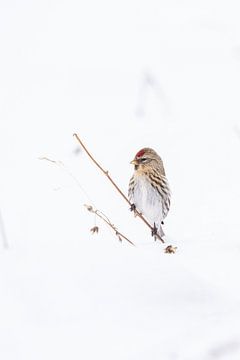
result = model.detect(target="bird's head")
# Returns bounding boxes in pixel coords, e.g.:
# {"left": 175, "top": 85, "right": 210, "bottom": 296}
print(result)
{"left": 130, "top": 148, "right": 164, "bottom": 173}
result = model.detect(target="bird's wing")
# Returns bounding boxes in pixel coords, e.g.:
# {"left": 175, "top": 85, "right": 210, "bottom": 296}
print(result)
{"left": 128, "top": 175, "right": 135, "bottom": 202}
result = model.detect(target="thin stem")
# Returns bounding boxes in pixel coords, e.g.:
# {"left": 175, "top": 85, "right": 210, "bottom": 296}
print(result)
{"left": 93, "top": 208, "right": 135, "bottom": 246}
{"left": 73, "top": 133, "right": 164, "bottom": 243}
{"left": 73, "top": 133, "right": 130, "bottom": 204}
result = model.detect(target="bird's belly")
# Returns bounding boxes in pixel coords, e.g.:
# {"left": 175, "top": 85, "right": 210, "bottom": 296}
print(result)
{"left": 133, "top": 177, "right": 163, "bottom": 224}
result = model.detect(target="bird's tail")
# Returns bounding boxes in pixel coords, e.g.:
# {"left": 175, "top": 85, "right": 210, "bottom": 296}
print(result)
{"left": 158, "top": 224, "right": 165, "bottom": 238}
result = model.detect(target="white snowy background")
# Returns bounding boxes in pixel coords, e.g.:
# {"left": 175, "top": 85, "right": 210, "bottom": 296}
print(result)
{"left": 1, "top": 0, "right": 240, "bottom": 359}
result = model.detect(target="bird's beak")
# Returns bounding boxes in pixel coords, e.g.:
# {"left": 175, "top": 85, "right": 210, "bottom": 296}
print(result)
{"left": 130, "top": 159, "right": 138, "bottom": 165}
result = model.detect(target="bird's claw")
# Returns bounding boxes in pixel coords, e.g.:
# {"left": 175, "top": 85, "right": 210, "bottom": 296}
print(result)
{"left": 130, "top": 203, "right": 140, "bottom": 217}
{"left": 130, "top": 203, "right": 136, "bottom": 212}
{"left": 151, "top": 223, "right": 158, "bottom": 239}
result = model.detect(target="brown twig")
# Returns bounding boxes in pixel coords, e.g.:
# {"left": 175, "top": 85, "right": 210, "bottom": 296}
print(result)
{"left": 73, "top": 133, "right": 164, "bottom": 243}
{"left": 84, "top": 204, "right": 135, "bottom": 246}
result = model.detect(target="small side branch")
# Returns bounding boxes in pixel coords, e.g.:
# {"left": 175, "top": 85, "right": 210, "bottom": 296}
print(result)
{"left": 73, "top": 133, "right": 164, "bottom": 243}
{"left": 84, "top": 204, "right": 135, "bottom": 246}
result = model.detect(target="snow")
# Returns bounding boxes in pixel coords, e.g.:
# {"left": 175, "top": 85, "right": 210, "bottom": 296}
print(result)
{"left": 1, "top": 0, "right": 240, "bottom": 359}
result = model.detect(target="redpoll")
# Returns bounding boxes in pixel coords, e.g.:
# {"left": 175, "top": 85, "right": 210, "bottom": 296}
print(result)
{"left": 128, "top": 148, "right": 171, "bottom": 240}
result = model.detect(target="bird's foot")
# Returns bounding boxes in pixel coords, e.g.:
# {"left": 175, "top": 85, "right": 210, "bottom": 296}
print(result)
{"left": 151, "top": 223, "right": 165, "bottom": 243}
{"left": 130, "top": 203, "right": 136, "bottom": 212}
{"left": 130, "top": 203, "right": 138, "bottom": 217}
{"left": 151, "top": 223, "right": 158, "bottom": 241}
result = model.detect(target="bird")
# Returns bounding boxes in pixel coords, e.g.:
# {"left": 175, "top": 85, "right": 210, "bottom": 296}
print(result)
{"left": 128, "top": 147, "right": 171, "bottom": 241}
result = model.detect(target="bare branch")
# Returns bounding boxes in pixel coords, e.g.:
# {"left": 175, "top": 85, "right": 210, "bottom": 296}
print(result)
{"left": 73, "top": 133, "right": 164, "bottom": 243}
{"left": 73, "top": 134, "right": 130, "bottom": 204}
{"left": 39, "top": 157, "right": 59, "bottom": 164}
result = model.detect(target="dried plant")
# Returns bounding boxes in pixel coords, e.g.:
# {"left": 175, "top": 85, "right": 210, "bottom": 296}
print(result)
{"left": 164, "top": 245, "right": 177, "bottom": 254}
{"left": 39, "top": 157, "right": 134, "bottom": 246}
{"left": 90, "top": 226, "right": 99, "bottom": 234}
{"left": 84, "top": 204, "right": 134, "bottom": 245}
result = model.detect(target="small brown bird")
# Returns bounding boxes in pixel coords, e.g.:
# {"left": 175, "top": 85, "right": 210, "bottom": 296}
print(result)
{"left": 128, "top": 148, "right": 171, "bottom": 240}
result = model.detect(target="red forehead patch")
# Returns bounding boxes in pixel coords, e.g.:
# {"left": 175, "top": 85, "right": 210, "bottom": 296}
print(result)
{"left": 136, "top": 149, "right": 145, "bottom": 158}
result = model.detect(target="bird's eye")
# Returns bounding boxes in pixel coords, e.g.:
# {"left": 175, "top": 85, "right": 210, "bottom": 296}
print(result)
{"left": 140, "top": 158, "right": 148, "bottom": 163}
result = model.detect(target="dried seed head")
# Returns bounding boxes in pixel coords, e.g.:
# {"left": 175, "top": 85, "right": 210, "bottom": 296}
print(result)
{"left": 164, "top": 245, "right": 177, "bottom": 254}
{"left": 90, "top": 226, "right": 99, "bottom": 234}
{"left": 84, "top": 204, "right": 94, "bottom": 212}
